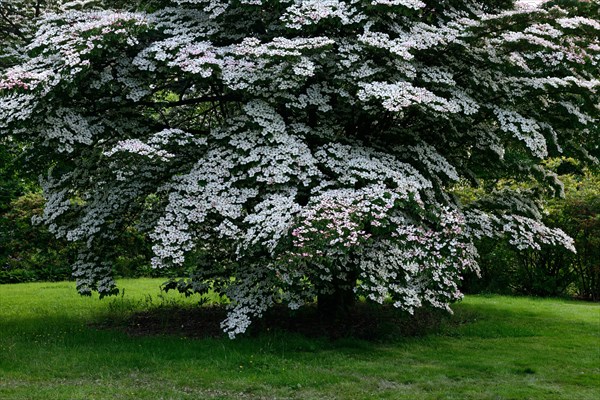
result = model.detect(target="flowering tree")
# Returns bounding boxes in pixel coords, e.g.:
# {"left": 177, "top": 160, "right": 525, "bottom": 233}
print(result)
{"left": 0, "top": 0, "right": 598, "bottom": 337}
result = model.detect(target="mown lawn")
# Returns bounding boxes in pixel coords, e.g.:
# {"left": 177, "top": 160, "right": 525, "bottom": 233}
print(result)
{"left": 0, "top": 278, "right": 598, "bottom": 399}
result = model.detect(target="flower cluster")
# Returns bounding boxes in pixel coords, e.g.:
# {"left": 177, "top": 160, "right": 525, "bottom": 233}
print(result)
{"left": 356, "top": 209, "right": 477, "bottom": 314}
{"left": 282, "top": 0, "right": 363, "bottom": 30}
{"left": 466, "top": 210, "right": 576, "bottom": 253}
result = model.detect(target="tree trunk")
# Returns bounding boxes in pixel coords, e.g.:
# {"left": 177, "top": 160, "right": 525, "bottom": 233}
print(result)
{"left": 317, "top": 272, "right": 357, "bottom": 320}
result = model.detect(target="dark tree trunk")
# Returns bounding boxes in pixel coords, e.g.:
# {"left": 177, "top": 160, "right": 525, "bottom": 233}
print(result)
{"left": 317, "top": 271, "right": 357, "bottom": 320}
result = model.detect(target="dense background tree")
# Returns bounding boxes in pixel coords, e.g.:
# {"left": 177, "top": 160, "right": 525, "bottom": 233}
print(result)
{"left": 0, "top": 0, "right": 597, "bottom": 337}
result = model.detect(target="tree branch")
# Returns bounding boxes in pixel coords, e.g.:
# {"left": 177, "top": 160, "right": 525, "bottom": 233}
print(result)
{"left": 137, "top": 94, "right": 240, "bottom": 108}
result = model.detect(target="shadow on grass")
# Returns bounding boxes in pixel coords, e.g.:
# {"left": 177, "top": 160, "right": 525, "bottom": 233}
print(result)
{"left": 91, "top": 301, "right": 459, "bottom": 343}
{"left": 90, "top": 294, "right": 600, "bottom": 343}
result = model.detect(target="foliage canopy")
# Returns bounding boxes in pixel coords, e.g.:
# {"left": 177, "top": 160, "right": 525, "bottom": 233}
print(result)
{"left": 0, "top": 0, "right": 598, "bottom": 336}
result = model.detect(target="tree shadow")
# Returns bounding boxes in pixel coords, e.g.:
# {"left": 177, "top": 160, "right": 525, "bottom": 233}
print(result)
{"left": 93, "top": 302, "right": 454, "bottom": 343}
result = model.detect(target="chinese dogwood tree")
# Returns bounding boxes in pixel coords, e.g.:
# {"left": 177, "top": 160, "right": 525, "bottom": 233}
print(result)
{"left": 0, "top": 0, "right": 598, "bottom": 337}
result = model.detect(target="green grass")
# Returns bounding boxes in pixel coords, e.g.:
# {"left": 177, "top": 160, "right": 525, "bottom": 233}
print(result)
{"left": 1, "top": 279, "right": 599, "bottom": 399}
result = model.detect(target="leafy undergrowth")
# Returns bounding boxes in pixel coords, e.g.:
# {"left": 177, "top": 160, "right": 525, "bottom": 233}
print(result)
{"left": 1, "top": 278, "right": 599, "bottom": 400}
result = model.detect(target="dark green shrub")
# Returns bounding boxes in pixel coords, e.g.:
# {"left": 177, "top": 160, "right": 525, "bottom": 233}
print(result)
{"left": 511, "top": 247, "right": 575, "bottom": 297}
{"left": 545, "top": 172, "right": 600, "bottom": 300}
{"left": 461, "top": 239, "right": 516, "bottom": 295}
{"left": 0, "top": 192, "right": 75, "bottom": 282}
{"left": 0, "top": 267, "right": 37, "bottom": 284}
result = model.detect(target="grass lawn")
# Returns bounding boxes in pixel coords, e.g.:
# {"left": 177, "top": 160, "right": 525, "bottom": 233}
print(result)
{"left": 0, "top": 278, "right": 598, "bottom": 399}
